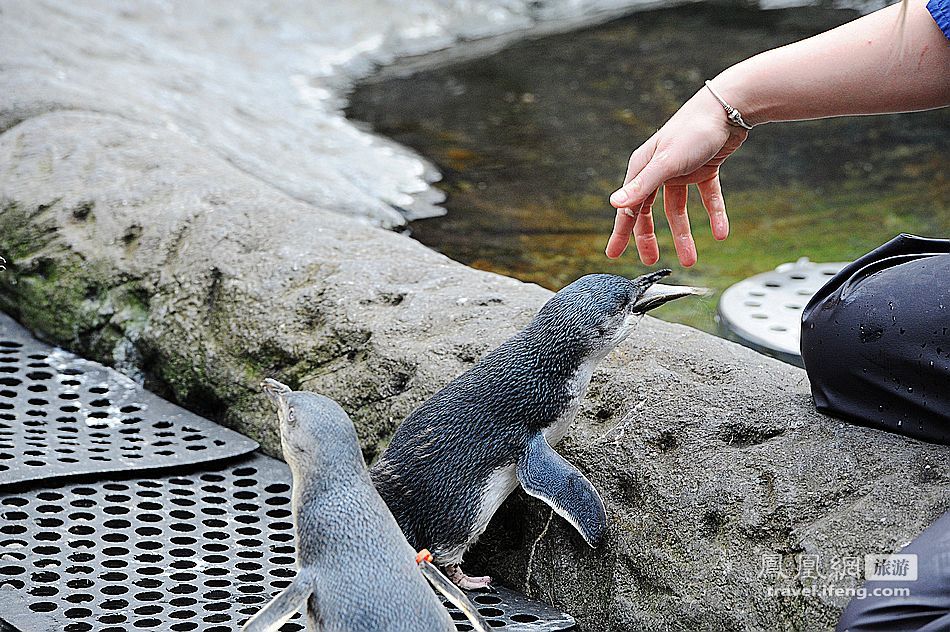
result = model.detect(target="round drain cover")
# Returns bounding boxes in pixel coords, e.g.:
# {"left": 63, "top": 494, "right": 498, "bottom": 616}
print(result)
{"left": 717, "top": 258, "right": 847, "bottom": 366}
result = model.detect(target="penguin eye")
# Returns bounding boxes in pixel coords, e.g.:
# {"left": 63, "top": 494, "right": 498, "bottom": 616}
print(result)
{"left": 287, "top": 408, "right": 297, "bottom": 424}
{"left": 595, "top": 326, "right": 607, "bottom": 337}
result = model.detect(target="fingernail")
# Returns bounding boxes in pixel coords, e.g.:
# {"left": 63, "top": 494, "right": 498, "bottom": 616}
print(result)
{"left": 612, "top": 179, "right": 642, "bottom": 206}
{"left": 621, "top": 207, "right": 638, "bottom": 219}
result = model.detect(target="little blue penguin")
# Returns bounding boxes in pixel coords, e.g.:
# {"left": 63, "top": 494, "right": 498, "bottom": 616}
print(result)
{"left": 242, "top": 379, "right": 456, "bottom": 632}
{"left": 370, "top": 270, "right": 705, "bottom": 589}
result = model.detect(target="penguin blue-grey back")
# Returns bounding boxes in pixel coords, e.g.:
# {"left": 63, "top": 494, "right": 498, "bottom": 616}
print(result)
{"left": 242, "top": 379, "right": 455, "bottom": 632}
{"left": 371, "top": 271, "right": 706, "bottom": 588}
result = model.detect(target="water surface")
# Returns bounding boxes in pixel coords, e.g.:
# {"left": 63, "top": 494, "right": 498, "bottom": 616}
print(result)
{"left": 347, "top": 4, "right": 949, "bottom": 333}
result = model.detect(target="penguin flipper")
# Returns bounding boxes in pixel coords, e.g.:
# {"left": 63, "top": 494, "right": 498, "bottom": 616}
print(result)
{"left": 242, "top": 570, "right": 315, "bottom": 632}
{"left": 516, "top": 432, "right": 607, "bottom": 547}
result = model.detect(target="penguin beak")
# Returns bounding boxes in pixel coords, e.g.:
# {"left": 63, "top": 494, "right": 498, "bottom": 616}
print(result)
{"left": 630, "top": 269, "right": 709, "bottom": 314}
{"left": 261, "top": 378, "right": 292, "bottom": 405}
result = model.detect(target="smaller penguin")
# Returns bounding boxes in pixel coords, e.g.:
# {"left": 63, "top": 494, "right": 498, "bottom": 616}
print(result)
{"left": 372, "top": 270, "right": 706, "bottom": 589}
{"left": 242, "top": 379, "right": 458, "bottom": 632}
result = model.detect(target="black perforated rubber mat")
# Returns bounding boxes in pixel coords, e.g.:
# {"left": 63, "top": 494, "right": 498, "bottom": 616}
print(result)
{"left": 0, "top": 453, "right": 575, "bottom": 632}
{"left": 0, "top": 314, "right": 258, "bottom": 487}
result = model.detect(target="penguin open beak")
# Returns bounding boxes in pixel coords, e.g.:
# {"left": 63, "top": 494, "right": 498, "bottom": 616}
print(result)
{"left": 630, "top": 269, "right": 709, "bottom": 314}
{"left": 261, "top": 378, "right": 292, "bottom": 405}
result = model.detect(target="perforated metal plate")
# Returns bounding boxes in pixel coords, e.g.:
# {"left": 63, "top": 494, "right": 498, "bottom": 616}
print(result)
{"left": 0, "top": 314, "right": 575, "bottom": 631}
{"left": 447, "top": 588, "right": 575, "bottom": 631}
{"left": 0, "top": 313, "right": 258, "bottom": 487}
{"left": 716, "top": 258, "right": 846, "bottom": 366}
{"left": 0, "top": 453, "right": 575, "bottom": 631}
{"left": 0, "top": 454, "right": 300, "bottom": 632}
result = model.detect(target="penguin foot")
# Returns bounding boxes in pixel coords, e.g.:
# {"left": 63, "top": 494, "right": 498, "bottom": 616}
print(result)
{"left": 445, "top": 565, "right": 493, "bottom": 591}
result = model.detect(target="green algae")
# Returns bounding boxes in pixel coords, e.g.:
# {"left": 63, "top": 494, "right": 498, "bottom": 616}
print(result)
{"left": 0, "top": 200, "right": 154, "bottom": 362}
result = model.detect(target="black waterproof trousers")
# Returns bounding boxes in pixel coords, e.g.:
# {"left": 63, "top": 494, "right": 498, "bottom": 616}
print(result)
{"left": 801, "top": 234, "right": 949, "bottom": 632}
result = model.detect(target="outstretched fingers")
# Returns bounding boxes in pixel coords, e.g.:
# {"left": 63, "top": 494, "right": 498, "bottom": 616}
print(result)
{"left": 663, "top": 184, "right": 696, "bottom": 267}
{"left": 633, "top": 189, "right": 659, "bottom": 265}
{"left": 697, "top": 175, "right": 729, "bottom": 241}
{"left": 609, "top": 178, "right": 726, "bottom": 266}
{"left": 605, "top": 189, "right": 659, "bottom": 261}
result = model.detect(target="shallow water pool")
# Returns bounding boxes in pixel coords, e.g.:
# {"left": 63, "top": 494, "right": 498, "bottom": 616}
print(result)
{"left": 347, "top": 4, "right": 949, "bottom": 334}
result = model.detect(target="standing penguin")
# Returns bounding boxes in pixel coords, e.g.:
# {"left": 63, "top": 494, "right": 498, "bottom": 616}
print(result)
{"left": 371, "top": 270, "right": 705, "bottom": 589}
{"left": 243, "top": 379, "right": 457, "bottom": 632}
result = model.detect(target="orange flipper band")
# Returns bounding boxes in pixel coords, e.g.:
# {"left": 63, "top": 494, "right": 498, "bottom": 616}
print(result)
{"left": 415, "top": 548, "right": 433, "bottom": 565}
{"left": 414, "top": 549, "right": 490, "bottom": 632}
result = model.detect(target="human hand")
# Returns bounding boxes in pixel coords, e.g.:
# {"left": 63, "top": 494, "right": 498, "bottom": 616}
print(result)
{"left": 606, "top": 85, "right": 748, "bottom": 267}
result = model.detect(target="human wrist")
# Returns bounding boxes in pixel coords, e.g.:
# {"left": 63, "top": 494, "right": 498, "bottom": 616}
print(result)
{"left": 709, "top": 65, "right": 770, "bottom": 127}
{"left": 688, "top": 83, "right": 738, "bottom": 132}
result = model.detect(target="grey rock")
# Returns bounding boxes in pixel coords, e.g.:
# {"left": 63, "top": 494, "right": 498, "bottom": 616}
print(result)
{"left": 0, "top": 0, "right": 682, "bottom": 227}
{"left": 2, "top": 110, "right": 948, "bottom": 632}
{"left": 1, "top": 2, "right": 947, "bottom": 631}
{"left": 0, "top": 109, "right": 543, "bottom": 458}
{"left": 471, "top": 336, "right": 950, "bottom": 630}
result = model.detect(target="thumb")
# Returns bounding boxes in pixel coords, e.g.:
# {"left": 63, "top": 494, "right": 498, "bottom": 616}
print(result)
{"left": 609, "top": 155, "right": 674, "bottom": 209}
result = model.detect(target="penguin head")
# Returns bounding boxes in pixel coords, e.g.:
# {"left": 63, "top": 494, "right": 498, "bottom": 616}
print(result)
{"left": 261, "top": 379, "right": 364, "bottom": 475}
{"left": 531, "top": 270, "right": 706, "bottom": 359}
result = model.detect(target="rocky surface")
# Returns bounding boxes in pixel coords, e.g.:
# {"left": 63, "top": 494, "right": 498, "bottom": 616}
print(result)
{"left": 472, "top": 339, "right": 950, "bottom": 630}
{"left": 0, "top": 0, "right": 677, "bottom": 228}
{"left": 1, "top": 2, "right": 948, "bottom": 631}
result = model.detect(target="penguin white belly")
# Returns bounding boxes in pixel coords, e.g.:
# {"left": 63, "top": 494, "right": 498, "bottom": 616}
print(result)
{"left": 462, "top": 356, "right": 602, "bottom": 559}
{"left": 460, "top": 464, "right": 519, "bottom": 562}
{"left": 540, "top": 312, "right": 641, "bottom": 447}
{"left": 543, "top": 355, "right": 599, "bottom": 446}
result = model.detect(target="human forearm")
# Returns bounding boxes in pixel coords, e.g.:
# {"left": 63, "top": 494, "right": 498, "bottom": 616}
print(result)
{"left": 606, "top": 0, "right": 949, "bottom": 266}
{"left": 713, "top": 0, "right": 950, "bottom": 125}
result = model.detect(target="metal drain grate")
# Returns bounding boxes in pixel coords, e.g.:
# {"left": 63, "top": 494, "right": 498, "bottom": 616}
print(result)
{"left": 442, "top": 588, "right": 575, "bottom": 631}
{"left": 717, "top": 258, "right": 846, "bottom": 366}
{"left": 0, "top": 453, "right": 301, "bottom": 632}
{"left": 0, "top": 313, "right": 258, "bottom": 487}
{"left": 0, "top": 313, "right": 575, "bottom": 631}
{"left": 0, "top": 452, "right": 575, "bottom": 632}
